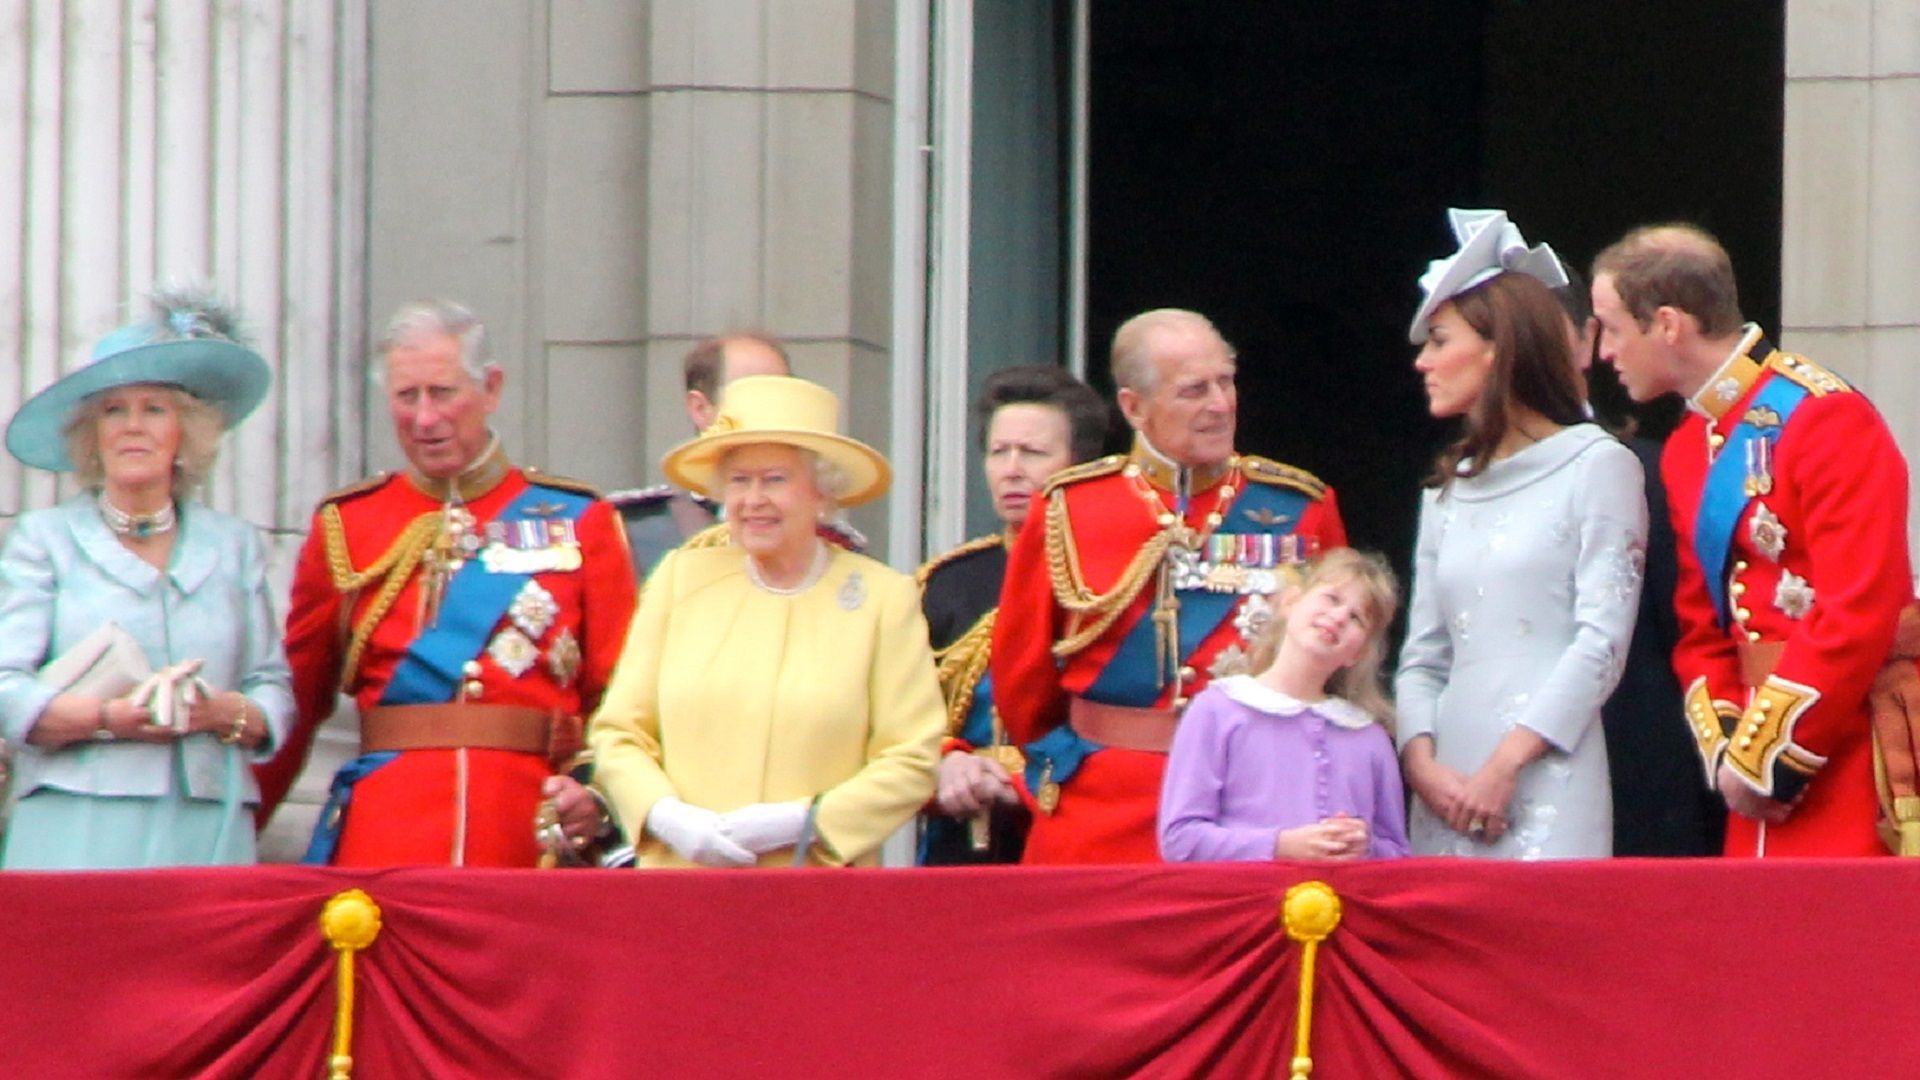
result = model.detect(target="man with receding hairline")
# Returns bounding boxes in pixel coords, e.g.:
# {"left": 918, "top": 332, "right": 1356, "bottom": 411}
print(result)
{"left": 607, "top": 333, "right": 791, "bottom": 579}
{"left": 1592, "top": 223, "right": 1910, "bottom": 857}
{"left": 992, "top": 308, "right": 1347, "bottom": 863}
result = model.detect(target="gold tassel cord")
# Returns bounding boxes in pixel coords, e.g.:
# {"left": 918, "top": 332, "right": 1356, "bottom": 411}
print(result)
{"left": 1044, "top": 490, "right": 1171, "bottom": 659}
{"left": 320, "top": 889, "right": 384, "bottom": 1080}
{"left": 323, "top": 508, "right": 442, "bottom": 688}
{"left": 1280, "top": 881, "right": 1343, "bottom": 1080}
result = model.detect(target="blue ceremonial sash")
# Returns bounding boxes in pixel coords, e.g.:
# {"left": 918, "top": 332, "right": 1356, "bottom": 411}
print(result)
{"left": 301, "top": 751, "right": 400, "bottom": 864}
{"left": 1692, "top": 376, "right": 1808, "bottom": 628}
{"left": 1082, "top": 482, "right": 1310, "bottom": 707}
{"left": 1024, "top": 725, "right": 1101, "bottom": 791}
{"left": 959, "top": 672, "right": 996, "bottom": 747}
{"left": 380, "top": 483, "right": 593, "bottom": 705}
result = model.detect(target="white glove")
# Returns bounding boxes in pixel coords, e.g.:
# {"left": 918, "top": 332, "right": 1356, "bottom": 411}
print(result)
{"left": 719, "top": 800, "right": 811, "bottom": 855}
{"left": 644, "top": 796, "right": 756, "bottom": 868}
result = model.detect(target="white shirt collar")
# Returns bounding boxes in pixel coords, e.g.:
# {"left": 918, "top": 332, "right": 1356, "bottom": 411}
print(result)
{"left": 1213, "top": 674, "right": 1376, "bottom": 730}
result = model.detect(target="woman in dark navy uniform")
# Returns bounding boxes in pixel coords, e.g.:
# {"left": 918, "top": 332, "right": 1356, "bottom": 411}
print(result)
{"left": 918, "top": 366, "right": 1108, "bottom": 864}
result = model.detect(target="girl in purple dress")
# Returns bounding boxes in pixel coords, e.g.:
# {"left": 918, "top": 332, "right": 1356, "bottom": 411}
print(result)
{"left": 1158, "top": 549, "right": 1409, "bottom": 862}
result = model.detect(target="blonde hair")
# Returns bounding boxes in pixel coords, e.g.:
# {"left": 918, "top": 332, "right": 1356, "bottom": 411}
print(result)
{"left": 61, "top": 384, "right": 225, "bottom": 495}
{"left": 1246, "top": 548, "right": 1400, "bottom": 726}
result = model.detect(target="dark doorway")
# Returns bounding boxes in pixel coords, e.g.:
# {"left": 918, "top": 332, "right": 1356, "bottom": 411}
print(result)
{"left": 1086, "top": 2, "right": 1784, "bottom": 579}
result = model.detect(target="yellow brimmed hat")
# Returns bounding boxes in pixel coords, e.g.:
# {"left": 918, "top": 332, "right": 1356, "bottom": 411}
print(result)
{"left": 662, "top": 375, "right": 891, "bottom": 506}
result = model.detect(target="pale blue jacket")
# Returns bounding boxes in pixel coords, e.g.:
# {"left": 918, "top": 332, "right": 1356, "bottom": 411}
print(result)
{"left": 0, "top": 495, "right": 294, "bottom": 804}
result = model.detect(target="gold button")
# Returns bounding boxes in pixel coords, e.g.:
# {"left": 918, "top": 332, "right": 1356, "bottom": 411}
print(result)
{"left": 1735, "top": 607, "right": 1752, "bottom": 621}
{"left": 1123, "top": 464, "right": 1141, "bottom": 478}
{"left": 462, "top": 660, "right": 483, "bottom": 677}
{"left": 1731, "top": 582, "right": 1747, "bottom": 596}
{"left": 1735, "top": 560, "right": 1749, "bottom": 572}
{"left": 464, "top": 680, "right": 484, "bottom": 698}
{"left": 1172, "top": 696, "right": 1189, "bottom": 710}
{"left": 1748, "top": 630, "right": 1762, "bottom": 641}
{"left": 1157, "top": 513, "right": 1176, "bottom": 527}
{"left": 1179, "top": 666, "right": 1197, "bottom": 681}
{"left": 1708, "top": 433, "right": 1727, "bottom": 448}
{"left": 1739, "top": 737, "right": 1753, "bottom": 749}
{"left": 1218, "top": 486, "right": 1237, "bottom": 501}
{"left": 1757, "top": 699, "right": 1772, "bottom": 713}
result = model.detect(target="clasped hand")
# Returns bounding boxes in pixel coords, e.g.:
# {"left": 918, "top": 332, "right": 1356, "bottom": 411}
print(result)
{"left": 1715, "top": 761, "right": 1797, "bottom": 824}
{"left": 646, "top": 796, "right": 811, "bottom": 868}
{"left": 934, "top": 750, "right": 1019, "bottom": 816}
{"left": 1275, "top": 815, "right": 1370, "bottom": 861}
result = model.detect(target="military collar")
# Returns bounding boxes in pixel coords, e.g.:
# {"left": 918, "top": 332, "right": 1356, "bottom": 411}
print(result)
{"left": 1124, "top": 435, "right": 1234, "bottom": 494}
{"left": 1685, "top": 324, "right": 1768, "bottom": 421}
{"left": 404, "top": 434, "right": 512, "bottom": 502}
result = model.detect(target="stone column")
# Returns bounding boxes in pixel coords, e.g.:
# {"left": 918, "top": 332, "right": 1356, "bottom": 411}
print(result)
{"left": 1782, "top": 0, "right": 1920, "bottom": 554}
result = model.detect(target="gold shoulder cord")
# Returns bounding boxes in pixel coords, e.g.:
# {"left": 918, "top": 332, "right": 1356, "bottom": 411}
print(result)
{"left": 1045, "top": 489, "right": 1171, "bottom": 659}
{"left": 933, "top": 611, "right": 996, "bottom": 735}
{"left": 322, "top": 503, "right": 443, "bottom": 689}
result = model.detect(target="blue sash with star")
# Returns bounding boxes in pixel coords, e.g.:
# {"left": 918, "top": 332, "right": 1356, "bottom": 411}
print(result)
{"left": 381, "top": 483, "right": 592, "bottom": 705}
{"left": 1693, "top": 375, "right": 1808, "bottom": 628}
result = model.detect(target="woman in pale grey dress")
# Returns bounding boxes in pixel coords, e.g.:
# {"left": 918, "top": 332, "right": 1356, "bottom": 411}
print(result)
{"left": 1395, "top": 210, "right": 1646, "bottom": 859}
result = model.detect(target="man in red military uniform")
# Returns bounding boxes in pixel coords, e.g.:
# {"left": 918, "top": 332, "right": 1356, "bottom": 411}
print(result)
{"left": 256, "top": 300, "right": 637, "bottom": 866}
{"left": 992, "top": 308, "right": 1347, "bottom": 863}
{"left": 1593, "top": 224, "right": 1910, "bottom": 857}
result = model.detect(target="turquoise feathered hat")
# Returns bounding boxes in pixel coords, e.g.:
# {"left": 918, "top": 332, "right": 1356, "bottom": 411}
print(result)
{"left": 5, "top": 288, "right": 271, "bottom": 473}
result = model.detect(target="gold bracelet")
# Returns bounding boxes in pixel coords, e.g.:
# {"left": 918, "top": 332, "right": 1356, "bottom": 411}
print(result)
{"left": 219, "top": 696, "right": 249, "bottom": 746}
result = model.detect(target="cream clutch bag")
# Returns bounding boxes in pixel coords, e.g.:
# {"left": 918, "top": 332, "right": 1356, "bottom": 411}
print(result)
{"left": 37, "top": 623, "right": 151, "bottom": 700}
{"left": 36, "top": 623, "right": 211, "bottom": 732}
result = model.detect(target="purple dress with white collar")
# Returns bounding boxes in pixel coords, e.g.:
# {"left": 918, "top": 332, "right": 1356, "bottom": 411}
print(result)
{"left": 1158, "top": 675, "right": 1409, "bottom": 862}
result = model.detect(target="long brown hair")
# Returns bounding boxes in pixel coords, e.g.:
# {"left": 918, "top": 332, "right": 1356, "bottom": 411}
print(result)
{"left": 1247, "top": 548, "right": 1401, "bottom": 727}
{"left": 1425, "top": 271, "right": 1588, "bottom": 489}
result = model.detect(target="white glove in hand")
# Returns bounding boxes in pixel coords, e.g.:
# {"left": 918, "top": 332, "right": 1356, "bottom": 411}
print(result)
{"left": 645, "top": 796, "right": 756, "bottom": 868}
{"left": 719, "top": 800, "right": 810, "bottom": 855}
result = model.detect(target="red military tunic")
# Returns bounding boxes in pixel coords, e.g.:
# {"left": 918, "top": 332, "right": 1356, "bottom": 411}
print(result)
{"left": 258, "top": 445, "right": 637, "bottom": 866}
{"left": 1664, "top": 328, "right": 1910, "bottom": 857}
{"left": 993, "top": 438, "right": 1347, "bottom": 863}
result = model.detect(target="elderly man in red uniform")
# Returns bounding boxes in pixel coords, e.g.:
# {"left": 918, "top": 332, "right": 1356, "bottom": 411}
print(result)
{"left": 992, "top": 308, "right": 1348, "bottom": 863}
{"left": 1593, "top": 225, "right": 1910, "bottom": 857}
{"left": 257, "top": 300, "right": 637, "bottom": 866}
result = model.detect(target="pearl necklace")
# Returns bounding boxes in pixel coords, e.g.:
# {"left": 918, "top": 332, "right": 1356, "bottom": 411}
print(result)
{"left": 99, "top": 495, "right": 177, "bottom": 539}
{"left": 745, "top": 541, "right": 830, "bottom": 596}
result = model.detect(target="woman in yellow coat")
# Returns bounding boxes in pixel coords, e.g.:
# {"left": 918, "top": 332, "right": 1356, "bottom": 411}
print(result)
{"left": 589, "top": 375, "right": 943, "bottom": 866}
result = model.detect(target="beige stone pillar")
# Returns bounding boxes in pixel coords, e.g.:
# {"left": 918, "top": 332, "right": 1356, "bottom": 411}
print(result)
{"left": 1782, "top": 0, "right": 1920, "bottom": 554}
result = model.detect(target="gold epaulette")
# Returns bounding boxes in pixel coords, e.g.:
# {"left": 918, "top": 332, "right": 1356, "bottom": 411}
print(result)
{"left": 1040, "top": 453, "right": 1126, "bottom": 497}
{"left": 915, "top": 534, "right": 1004, "bottom": 589}
{"left": 934, "top": 611, "right": 995, "bottom": 736}
{"left": 317, "top": 472, "right": 391, "bottom": 508}
{"left": 1766, "top": 351, "right": 1852, "bottom": 397}
{"left": 523, "top": 467, "right": 603, "bottom": 499}
{"left": 1237, "top": 455, "right": 1329, "bottom": 499}
{"left": 683, "top": 522, "right": 731, "bottom": 550}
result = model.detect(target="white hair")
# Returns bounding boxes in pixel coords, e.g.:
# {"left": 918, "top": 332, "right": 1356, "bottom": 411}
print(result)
{"left": 375, "top": 299, "right": 489, "bottom": 384}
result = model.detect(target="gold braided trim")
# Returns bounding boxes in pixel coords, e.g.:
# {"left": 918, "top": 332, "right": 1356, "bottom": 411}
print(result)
{"left": 322, "top": 505, "right": 443, "bottom": 689}
{"left": 934, "top": 611, "right": 995, "bottom": 736}
{"left": 915, "top": 533, "right": 1004, "bottom": 589}
{"left": 1766, "top": 350, "right": 1851, "bottom": 397}
{"left": 1045, "top": 488, "right": 1170, "bottom": 659}
{"left": 1238, "top": 454, "right": 1328, "bottom": 499}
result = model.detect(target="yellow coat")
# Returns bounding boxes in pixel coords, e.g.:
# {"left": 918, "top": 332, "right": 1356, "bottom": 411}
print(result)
{"left": 589, "top": 544, "right": 943, "bottom": 866}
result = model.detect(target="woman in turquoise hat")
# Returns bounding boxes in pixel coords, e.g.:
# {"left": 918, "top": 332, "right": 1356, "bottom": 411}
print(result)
{"left": 0, "top": 289, "right": 294, "bottom": 868}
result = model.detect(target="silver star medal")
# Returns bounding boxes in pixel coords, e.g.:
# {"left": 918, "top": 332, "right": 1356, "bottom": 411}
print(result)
{"left": 1773, "top": 570, "right": 1815, "bottom": 619}
{"left": 547, "top": 626, "right": 583, "bottom": 685}
{"left": 487, "top": 627, "right": 540, "bottom": 677}
{"left": 1748, "top": 503, "right": 1787, "bottom": 562}
{"left": 508, "top": 579, "right": 559, "bottom": 640}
